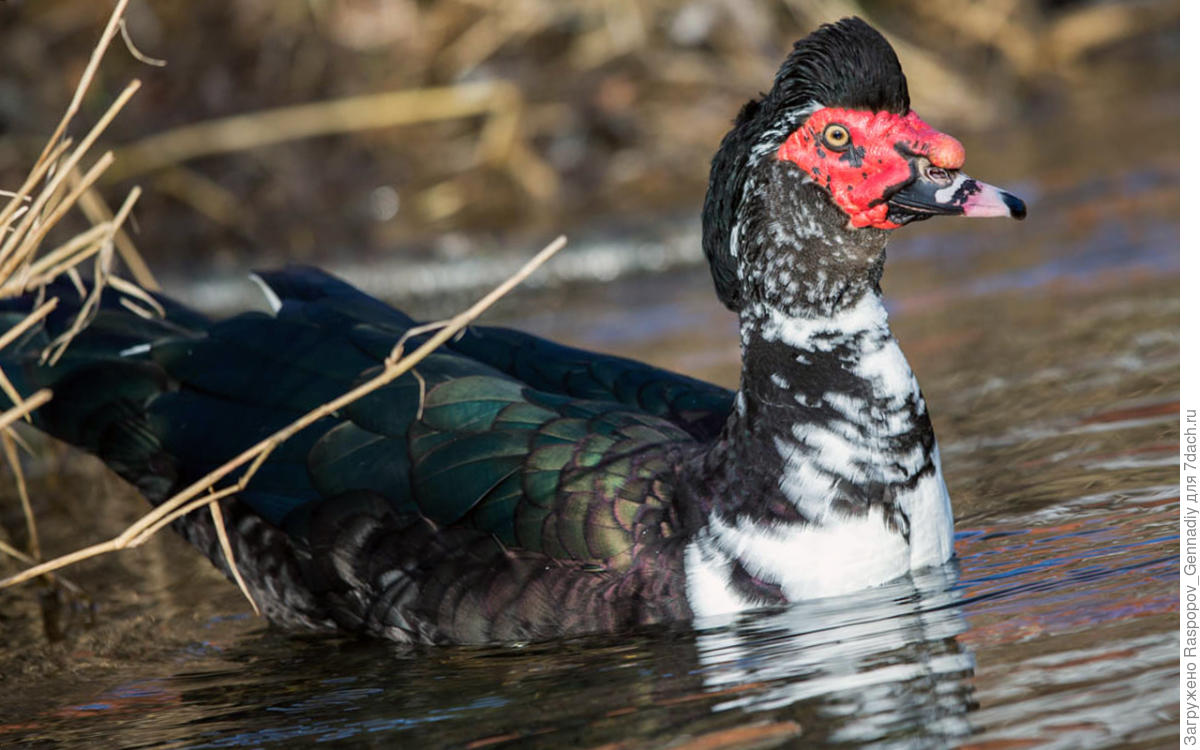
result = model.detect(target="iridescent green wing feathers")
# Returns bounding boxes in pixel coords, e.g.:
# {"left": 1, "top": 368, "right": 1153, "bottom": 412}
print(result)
{"left": 313, "top": 361, "right": 692, "bottom": 566}
{"left": 0, "top": 268, "right": 730, "bottom": 570}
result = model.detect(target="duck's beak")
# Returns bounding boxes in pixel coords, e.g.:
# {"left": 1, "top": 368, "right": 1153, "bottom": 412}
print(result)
{"left": 887, "top": 168, "right": 1026, "bottom": 224}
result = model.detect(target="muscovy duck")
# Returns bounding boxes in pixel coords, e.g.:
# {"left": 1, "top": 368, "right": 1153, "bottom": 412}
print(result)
{"left": 1, "top": 18, "right": 1023, "bottom": 644}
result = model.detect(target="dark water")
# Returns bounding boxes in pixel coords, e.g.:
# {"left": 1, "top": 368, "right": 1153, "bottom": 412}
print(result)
{"left": 0, "top": 60, "right": 1179, "bottom": 749}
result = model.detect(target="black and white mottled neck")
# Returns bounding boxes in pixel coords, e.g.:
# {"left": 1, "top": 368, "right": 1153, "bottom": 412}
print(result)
{"left": 683, "top": 161, "right": 954, "bottom": 617}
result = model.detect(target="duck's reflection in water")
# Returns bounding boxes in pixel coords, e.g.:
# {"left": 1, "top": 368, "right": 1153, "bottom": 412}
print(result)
{"left": 45, "top": 565, "right": 973, "bottom": 749}
{"left": 690, "top": 564, "right": 974, "bottom": 746}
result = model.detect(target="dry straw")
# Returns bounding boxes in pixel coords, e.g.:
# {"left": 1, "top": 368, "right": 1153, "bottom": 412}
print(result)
{"left": 0, "top": 0, "right": 149, "bottom": 595}
{"left": 0, "top": 1, "right": 568, "bottom": 615}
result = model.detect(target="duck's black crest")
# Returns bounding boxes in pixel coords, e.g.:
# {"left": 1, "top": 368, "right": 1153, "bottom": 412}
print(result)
{"left": 770, "top": 17, "right": 909, "bottom": 117}
{"left": 702, "top": 17, "right": 909, "bottom": 312}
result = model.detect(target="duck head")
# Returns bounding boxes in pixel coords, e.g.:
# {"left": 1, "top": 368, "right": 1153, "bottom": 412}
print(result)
{"left": 703, "top": 17, "right": 1025, "bottom": 313}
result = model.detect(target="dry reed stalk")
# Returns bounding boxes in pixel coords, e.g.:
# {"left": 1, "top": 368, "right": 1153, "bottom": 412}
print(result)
{"left": 0, "top": 151, "right": 117, "bottom": 282}
{"left": 0, "top": 390, "right": 52, "bottom": 432}
{"left": 0, "top": 235, "right": 568, "bottom": 595}
{"left": 6, "top": 225, "right": 108, "bottom": 294}
{"left": 107, "top": 275, "right": 165, "bottom": 317}
{"left": 0, "top": 0, "right": 156, "bottom": 592}
{"left": 44, "top": 186, "right": 142, "bottom": 365}
{"left": 0, "top": 80, "right": 141, "bottom": 273}
{"left": 118, "top": 17, "right": 168, "bottom": 67}
{"left": 105, "top": 81, "right": 558, "bottom": 200}
{"left": 0, "top": 299, "right": 58, "bottom": 421}
{"left": 1045, "top": 0, "right": 1177, "bottom": 69}
{"left": 0, "top": 540, "right": 83, "bottom": 595}
{"left": 208, "top": 495, "right": 260, "bottom": 616}
{"left": 3, "top": 429, "right": 36, "bottom": 559}
{"left": 0, "top": 139, "right": 74, "bottom": 234}
{"left": 148, "top": 166, "right": 245, "bottom": 230}
{"left": 72, "top": 171, "right": 160, "bottom": 291}
{"left": 29, "top": 0, "right": 132, "bottom": 170}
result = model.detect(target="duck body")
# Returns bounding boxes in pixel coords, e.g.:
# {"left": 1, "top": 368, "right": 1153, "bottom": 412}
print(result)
{"left": 1, "top": 18, "right": 1022, "bottom": 643}
{"left": 7, "top": 271, "right": 726, "bottom": 641}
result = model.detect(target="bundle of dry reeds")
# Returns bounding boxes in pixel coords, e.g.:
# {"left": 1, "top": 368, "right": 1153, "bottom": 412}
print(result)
{"left": 0, "top": 1, "right": 566, "bottom": 618}
{"left": 0, "top": 0, "right": 152, "bottom": 583}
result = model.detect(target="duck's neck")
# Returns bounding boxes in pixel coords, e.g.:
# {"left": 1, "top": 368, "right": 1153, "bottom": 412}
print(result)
{"left": 682, "top": 164, "right": 954, "bottom": 614}
{"left": 721, "top": 287, "right": 936, "bottom": 526}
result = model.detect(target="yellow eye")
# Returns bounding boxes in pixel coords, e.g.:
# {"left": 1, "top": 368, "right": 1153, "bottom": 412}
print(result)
{"left": 822, "top": 124, "right": 851, "bottom": 150}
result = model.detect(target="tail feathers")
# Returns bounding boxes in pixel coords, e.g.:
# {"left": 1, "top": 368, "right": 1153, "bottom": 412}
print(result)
{"left": 0, "top": 283, "right": 202, "bottom": 394}
{"left": 0, "top": 277, "right": 208, "bottom": 333}
{"left": 252, "top": 266, "right": 416, "bottom": 333}
{"left": 0, "top": 282, "right": 206, "bottom": 376}
{"left": 0, "top": 282, "right": 209, "bottom": 502}
{"left": 0, "top": 273, "right": 397, "bottom": 520}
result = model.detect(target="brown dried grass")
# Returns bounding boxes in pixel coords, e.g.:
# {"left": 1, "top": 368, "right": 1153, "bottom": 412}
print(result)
{"left": 0, "top": 1, "right": 568, "bottom": 617}
{"left": 0, "top": 0, "right": 148, "bottom": 595}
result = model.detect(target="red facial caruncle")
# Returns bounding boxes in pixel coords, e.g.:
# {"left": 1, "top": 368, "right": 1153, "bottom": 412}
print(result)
{"left": 777, "top": 108, "right": 966, "bottom": 229}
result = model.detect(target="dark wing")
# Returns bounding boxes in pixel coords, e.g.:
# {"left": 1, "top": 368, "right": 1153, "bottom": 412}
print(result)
{"left": 0, "top": 271, "right": 710, "bottom": 570}
{"left": 255, "top": 267, "right": 735, "bottom": 439}
{"left": 446, "top": 326, "right": 732, "bottom": 440}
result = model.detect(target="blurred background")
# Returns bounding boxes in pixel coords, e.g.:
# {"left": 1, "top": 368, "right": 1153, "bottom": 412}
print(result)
{"left": 0, "top": 0, "right": 1179, "bottom": 312}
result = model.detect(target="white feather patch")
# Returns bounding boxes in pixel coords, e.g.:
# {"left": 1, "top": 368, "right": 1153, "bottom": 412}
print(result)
{"left": 248, "top": 272, "right": 283, "bottom": 314}
{"left": 685, "top": 537, "right": 751, "bottom": 617}
{"left": 710, "top": 509, "right": 910, "bottom": 605}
